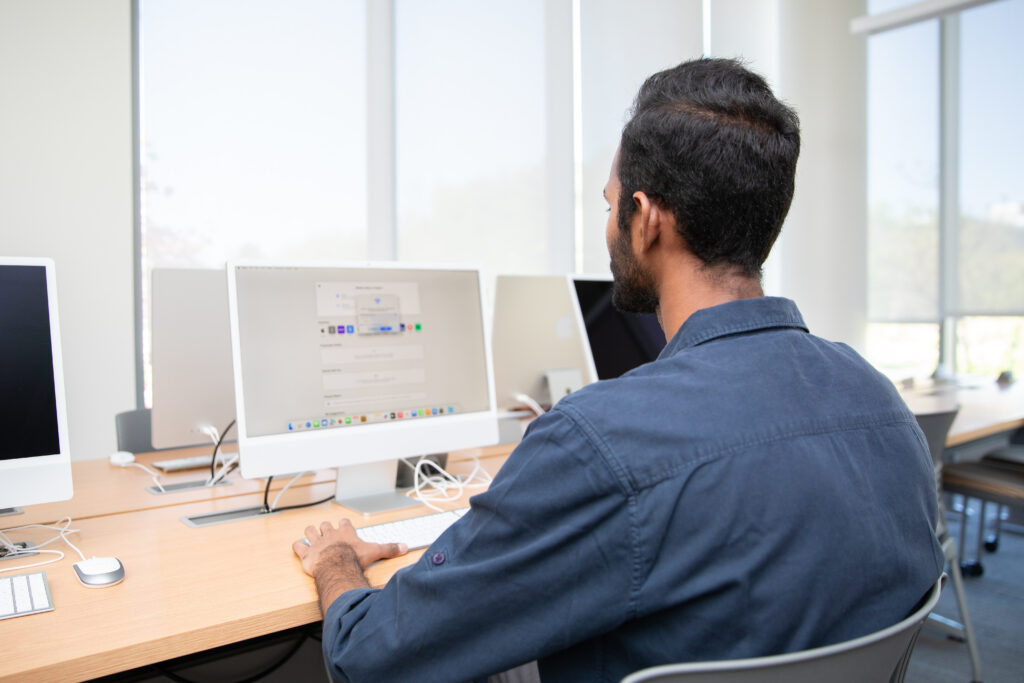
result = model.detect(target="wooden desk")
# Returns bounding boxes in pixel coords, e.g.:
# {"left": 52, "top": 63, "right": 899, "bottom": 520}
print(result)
{"left": 0, "top": 445, "right": 513, "bottom": 682}
{"left": 16, "top": 445, "right": 336, "bottom": 526}
{"left": 900, "top": 380, "right": 1024, "bottom": 448}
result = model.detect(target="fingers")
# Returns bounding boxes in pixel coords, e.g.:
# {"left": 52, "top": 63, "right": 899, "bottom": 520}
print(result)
{"left": 378, "top": 542, "right": 408, "bottom": 559}
{"left": 292, "top": 539, "right": 310, "bottom": 558}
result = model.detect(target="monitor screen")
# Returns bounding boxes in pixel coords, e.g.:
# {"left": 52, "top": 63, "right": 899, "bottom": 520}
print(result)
{"left": 571, "top": 276, "right": 666, "bottom": 380}
{"left": 151, "top": 268, "right": 236, "bottom": 449}
{"left": 0, "top": 258, "right": 73, "bottom": 510}
{"left": 228, "top": 263, "right": 498, "bottom": 508}
{"left": 491, "top": 275, "right": 597, "bottom": 411}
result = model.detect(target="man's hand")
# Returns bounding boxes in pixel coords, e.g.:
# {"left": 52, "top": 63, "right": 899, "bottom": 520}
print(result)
{"left": 292, "top": 520, "right": 409, "bottom": 615}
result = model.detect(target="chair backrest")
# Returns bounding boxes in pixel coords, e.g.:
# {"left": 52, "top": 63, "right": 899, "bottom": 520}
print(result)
{"left": 115, "top": 408, "right": 155, "bottom": 454}
{"left": 621, "top": 576, "right": 944, "bottom": 683}
{"left": 913, "top": 409, "right": 959, "bottom": 469}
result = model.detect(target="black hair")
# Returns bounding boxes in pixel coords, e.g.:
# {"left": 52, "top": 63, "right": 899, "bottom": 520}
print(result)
{"left": 617, "top": 58, "right": 800, "bottom": 279}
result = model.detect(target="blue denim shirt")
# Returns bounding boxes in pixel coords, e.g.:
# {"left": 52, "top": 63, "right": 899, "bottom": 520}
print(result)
{"left": 323, "top": 297, "right": 944, "bottom": 683}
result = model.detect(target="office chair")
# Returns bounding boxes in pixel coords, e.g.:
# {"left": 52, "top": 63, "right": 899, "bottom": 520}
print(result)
{"left": 620, "top": 576, "right": 944, "bottom": 683}
{"left": 114, "top": 407, "right": 156, "bottom": 454}
{"left": 914, "top": 409, "right": 983, "bottom": 683}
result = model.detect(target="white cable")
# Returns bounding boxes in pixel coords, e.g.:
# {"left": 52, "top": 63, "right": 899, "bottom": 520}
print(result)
{"left": 270, "top": 471, "right": 314, "bottom": 510}
{"left": 0, "top": 517, "right": 85, "bottom": 572}
{"left": 198, "top": 423, "right": 221, "bottom": 445}
{"left": 403, "top": 457, "right": 465, "bottom": 512}
{"left": 206, "top": 453, "right": 240, "bottom": 487}
{"left": 122, "top": 461, "right": 165, "bottom": 492}
{"left": 459, "top": 454, "right": 493, "bottom": 489}
{"left": 0, "top": 549, "right": 66, "bottom": 573}
{"left": 513, "top": 392, "right": 546, "bottom": 417}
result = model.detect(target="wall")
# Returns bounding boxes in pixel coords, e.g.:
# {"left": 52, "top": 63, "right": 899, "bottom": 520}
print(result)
{"left": 0, "top": 0, "right": 136, "bottom": 460}
{"left": 710, "top": 0, "right": 868, "bottom": 352}
{"left": 776, "top": 0, "right": 868, "bottom": 351}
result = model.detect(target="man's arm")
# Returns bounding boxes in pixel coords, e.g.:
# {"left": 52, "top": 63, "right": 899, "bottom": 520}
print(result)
{"left": 292, "top": 519, "right": 408, "bottom": 615}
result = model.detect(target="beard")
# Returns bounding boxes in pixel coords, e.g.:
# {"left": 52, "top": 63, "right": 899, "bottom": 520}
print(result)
{"left": 609, "top": 223, "right": 659, "bottom": 314}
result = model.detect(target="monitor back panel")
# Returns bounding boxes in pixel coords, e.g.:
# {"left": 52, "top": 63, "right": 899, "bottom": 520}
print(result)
{"left": 151, "top": 268, "right": 236, "bottom": 449}
{"left": 491, "top": 275, "right": 596, "bottom": 410}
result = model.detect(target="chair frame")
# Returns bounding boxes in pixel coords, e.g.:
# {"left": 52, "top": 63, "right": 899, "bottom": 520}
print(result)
{"left": 915, "top": 409, "right": 983, "bottom": 683}
{"left": 621, "top": 576, "right": 944, "bottom": 683}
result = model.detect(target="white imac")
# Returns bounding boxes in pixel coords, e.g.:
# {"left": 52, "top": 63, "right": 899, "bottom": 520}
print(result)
{"left": 150, "top": 268, "right": 236, "bottom": 449}
{"left": 0, "top": 257, "right": 73, "bottom": 517}
{"left": 570, "top": 275, "right": 666, "bottom": 380}
{"left": 227, "top": 262, "right": 499, "bottom": 514}
{"left": 491, "top": 274, "right": 597, "bottom": 412}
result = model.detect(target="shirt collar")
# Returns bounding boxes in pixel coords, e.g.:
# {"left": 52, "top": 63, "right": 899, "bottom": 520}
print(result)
{"left": 660, "top": 296, "right": 809, "bottom": 356}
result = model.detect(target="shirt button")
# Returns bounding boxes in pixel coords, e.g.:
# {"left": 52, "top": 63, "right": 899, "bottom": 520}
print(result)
{"left": 431, "top": 552, "right": 446, "bottom": 566}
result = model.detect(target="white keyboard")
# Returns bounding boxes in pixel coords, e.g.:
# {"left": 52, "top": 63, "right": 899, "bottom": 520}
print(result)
{"left": 0, "top": 571, "right": 54, "bottom": 620}
{"left": 356, "top": 507, "right": 469, "bottom": 550}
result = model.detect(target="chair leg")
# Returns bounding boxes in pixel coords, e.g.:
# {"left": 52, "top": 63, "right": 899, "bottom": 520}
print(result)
{"left": 976, "top": 501, "right": 988, "bottom": 558}
{"left": 927, "top": 538, "right": 984, "bottom": 682}
{"left": 958, "top": 497, "right": 985, "bottom": 577}
{"left": 983, "top": 505, "right": 1003, "bottom": 552}
{"left": 947, "top": 554, "right": 984, "bottom": 683}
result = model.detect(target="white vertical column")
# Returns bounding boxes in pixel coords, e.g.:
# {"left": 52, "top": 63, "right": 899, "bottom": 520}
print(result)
{"left": 545, "top": 0, "right": 577, "bottom": 274}
{"left": 938, "top": 14, "right": 960, "bottom": 371}
{"left": 366, "top": 0, "right": 397, "bottom": 261}
{"left": 775, "top": 0, "right": 869, "bottom": 351}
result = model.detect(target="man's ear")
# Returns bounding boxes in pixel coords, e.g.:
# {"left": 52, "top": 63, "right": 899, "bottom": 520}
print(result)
{"left": 632, "top": 191, "right": 664, "bottom": 253}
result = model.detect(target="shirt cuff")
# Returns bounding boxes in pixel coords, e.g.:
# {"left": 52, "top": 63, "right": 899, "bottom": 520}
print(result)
{"left": 322, "top": 587, "right": 380, "bottom": 675}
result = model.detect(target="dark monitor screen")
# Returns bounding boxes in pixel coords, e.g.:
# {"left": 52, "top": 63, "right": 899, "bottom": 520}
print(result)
{"left": 572, "top": 277, "right": 666, "bottom": 380}
{"left": 0, "top": 264, "right": 60, "bottom": 460}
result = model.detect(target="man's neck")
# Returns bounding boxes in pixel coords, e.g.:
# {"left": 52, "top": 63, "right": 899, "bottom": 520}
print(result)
{"left": 655, "top": 260, "right": 764, "bottom": 342}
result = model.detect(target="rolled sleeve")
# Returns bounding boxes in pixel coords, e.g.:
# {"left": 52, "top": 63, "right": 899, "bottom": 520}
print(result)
{"left": 319, "top": 408, "right": 634, "bottom": 683}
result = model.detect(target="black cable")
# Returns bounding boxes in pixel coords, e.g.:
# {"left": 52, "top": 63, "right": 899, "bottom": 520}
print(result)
{"left": 262, "top": 476, "right": 274, "bottom": 513}
{"left": 271, "top": 493, "right": 335, "bottom": 513}
{"left": 152, "top": 634, "right": 307, "bottom": 683}
{"left": 261, "top": 472, "right": 334, "bottom": 513}
{"left": 210, "top": 419, "right": 237, "bottom": 479}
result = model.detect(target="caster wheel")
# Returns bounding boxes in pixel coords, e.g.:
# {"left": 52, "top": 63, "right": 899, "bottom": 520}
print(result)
{"left": 960, "top": 561, "right": 984, "bottom": 577}
{"left": 984, "top": 537, "right": 999, "bottom": 553}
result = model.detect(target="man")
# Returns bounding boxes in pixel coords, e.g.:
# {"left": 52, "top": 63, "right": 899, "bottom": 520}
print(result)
{"left": 293, "top": 58, "right": 944, "bottom": 682}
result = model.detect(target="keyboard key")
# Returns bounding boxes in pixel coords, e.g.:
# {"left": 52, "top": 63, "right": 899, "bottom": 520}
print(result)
{"left": 12, "top": 575, "right": 30, "bottom": 612}
{"left": 0, "top": 578, "right": 13, "bottom": 615}
{"left": 0, "top": 571, "right": 55, "bottom": 620}
{"left": 28, "top": 572, "right": 49, "bottom": 609}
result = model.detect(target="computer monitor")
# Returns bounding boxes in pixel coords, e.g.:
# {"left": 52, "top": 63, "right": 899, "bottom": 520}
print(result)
{"left": 0, "top": 257, "right": 73, "bottom": 514}
{"left": 150, "top": 268, "right": 236, "bottom": 449}
{"left": 491, "top": 274, "right": 597, "bottom": 411}
{"left": 570, "top": 275, "right": 666, "bottom": 379}
{"left": 227, "top": 263, "right": 499, "bottom": 514}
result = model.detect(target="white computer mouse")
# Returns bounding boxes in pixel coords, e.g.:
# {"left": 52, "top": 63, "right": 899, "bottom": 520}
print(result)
{"left": 73, "top": 556, "right": 126, "bottom": 588}
{"left": 109, "top": 451, "right": 135, "bottom": 466}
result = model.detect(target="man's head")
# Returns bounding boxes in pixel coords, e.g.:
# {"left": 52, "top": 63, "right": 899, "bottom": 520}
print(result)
{"left": 607, "top": 58, "right": 800, "bottom": 313}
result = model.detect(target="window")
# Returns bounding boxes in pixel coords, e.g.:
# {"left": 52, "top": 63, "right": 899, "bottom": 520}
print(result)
{"left": 866, "top": 19, "right": 939, "bottom": 379}
{"left": 865, "top": 0, "right": 1024, "bottom": 381}
{"left": 137, "top": 0, "right": 367, "bottom": 405}
{"left": 393, "top": 0, "right": 549, "bottom": 276}
{"left": 133, "top": 1, "right": 720, "bottom": 405}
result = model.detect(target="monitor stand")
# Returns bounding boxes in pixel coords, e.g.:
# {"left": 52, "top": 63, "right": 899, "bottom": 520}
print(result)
{"left": 0, "top": 507, "right": 23, "bottom": 518}
{"left": 335, "top": 460, "right": 422, "bottom": 515}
